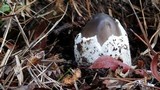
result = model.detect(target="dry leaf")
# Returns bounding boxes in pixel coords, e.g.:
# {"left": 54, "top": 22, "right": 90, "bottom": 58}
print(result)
{"left": 151, "top": 53, "right": 160, "bottom": 82}
{"left": 62, "top": 68, "right": 81, "bottom": 85}
{"left": 27, "top": 56, "right": 41, "bottom": 67}
{"left": 62, "top": 75, "right": 74, "bottom": 85}
{"left": 90, "top": 56, "right": 132, "bottom": 73}
{"left": 14, "top": 55, "right": 24, "bottom": 85}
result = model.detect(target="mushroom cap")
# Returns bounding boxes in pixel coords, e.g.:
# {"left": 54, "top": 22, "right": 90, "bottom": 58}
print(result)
{"left": 74, "top": 13, "right": 132, "bottom": 66}
{"left": 82, "top": 13, "right": 122, "bottom": 45}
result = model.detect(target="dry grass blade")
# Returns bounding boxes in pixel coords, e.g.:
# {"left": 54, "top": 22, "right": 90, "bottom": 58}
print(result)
{"left": 0, "top": 38, "right": 14, "bottom": 49}
{"left": 7, "top": 2, "right": 30, "bottom": 47}
{"left": 141, "top": 34, "right": 158, "bottom": 55}
{"left": 0, "top": 83, "right": 5, "bottom": 90}
{"left": 70, "top": 0, "right": 82, "bottom": 17}
{"left": 151, "top": 0, "right": 160, "bottom": 12}
{"left": 5, "top": 71, "right": 15, "bottom": 90}
{"left": 0, "top": 49, "right": 12, "bottom": 77}
{"left": 139, "top": 0, "right": 148, "bottom": 36}
{"left": 34, "top": 1, "right": 55, "bottom": 19}
{"left": 3, "top": 68, "right": 14, "bottom": 86}
{"left": 0, "top": 18, "right": 12, "bottom": 53}
{"left": 27, "top": 62, "right": 61, "bottom": 88}
{"left": 26, "top": 52, "right": 61, "bottom": 88}
{"left": 27, "top": 1, "right": 55, "bottom": 24}
{"left": 14, "top": 15, "right": 30, "bottom": 47}
{"left": 27, "top": 68, "right": 44, "bottom": 87}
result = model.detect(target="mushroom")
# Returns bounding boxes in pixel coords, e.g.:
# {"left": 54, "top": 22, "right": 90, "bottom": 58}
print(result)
{"left": 74, "top": 13, "right": 132, "bottom": 66}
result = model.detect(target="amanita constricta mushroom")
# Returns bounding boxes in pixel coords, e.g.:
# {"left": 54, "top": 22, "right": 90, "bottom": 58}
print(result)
{"left": 74, "top": 13, "right": 132, "bottom": 66}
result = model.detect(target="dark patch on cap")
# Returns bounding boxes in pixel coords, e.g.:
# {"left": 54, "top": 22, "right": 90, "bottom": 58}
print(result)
{"left": 81, "top": 57, "right": 88, "bottom": 63}
{"left": 77, "top": 42, "right": 82, "bottom": 53}
{"left": 117, "top": 58, "right": 123, "bottom": 62}
{"left": 113, "top": 47, "right": 117, "bottom": 51}
{"left": 119, "top": 48, "right": 121, "bottom": 53}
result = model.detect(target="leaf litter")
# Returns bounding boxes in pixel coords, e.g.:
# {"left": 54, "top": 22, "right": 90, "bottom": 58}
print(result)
{"left": 0, "top": 0, "right": 160, "bottom": 89}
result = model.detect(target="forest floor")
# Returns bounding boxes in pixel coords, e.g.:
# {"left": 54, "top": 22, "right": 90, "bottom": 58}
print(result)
{"left": 0, "top": 0, "right": 160, "bottom": 90}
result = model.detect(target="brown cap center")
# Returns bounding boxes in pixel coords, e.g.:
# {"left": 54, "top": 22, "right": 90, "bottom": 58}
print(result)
{"left": 81, "top": 13, "right": 122, "bottom": 45}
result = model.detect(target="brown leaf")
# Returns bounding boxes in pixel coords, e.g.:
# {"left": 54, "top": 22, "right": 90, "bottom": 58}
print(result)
{"left": 62, "top": 75, "right": 74, "bottom": 85}
{"left": 62, "top": 68, "right": 81, "bottom": 86}
{"left": 151, "top": 53, "right": 160, "bottom": 82}
{"left": 27, "top": 56, "right": 40, "bottom": 67}
{"left": 27, "top": 51, "right": 44, "bottom": 67}
{"left": 89, "top": 56, "right": 132, "bottom": 73}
